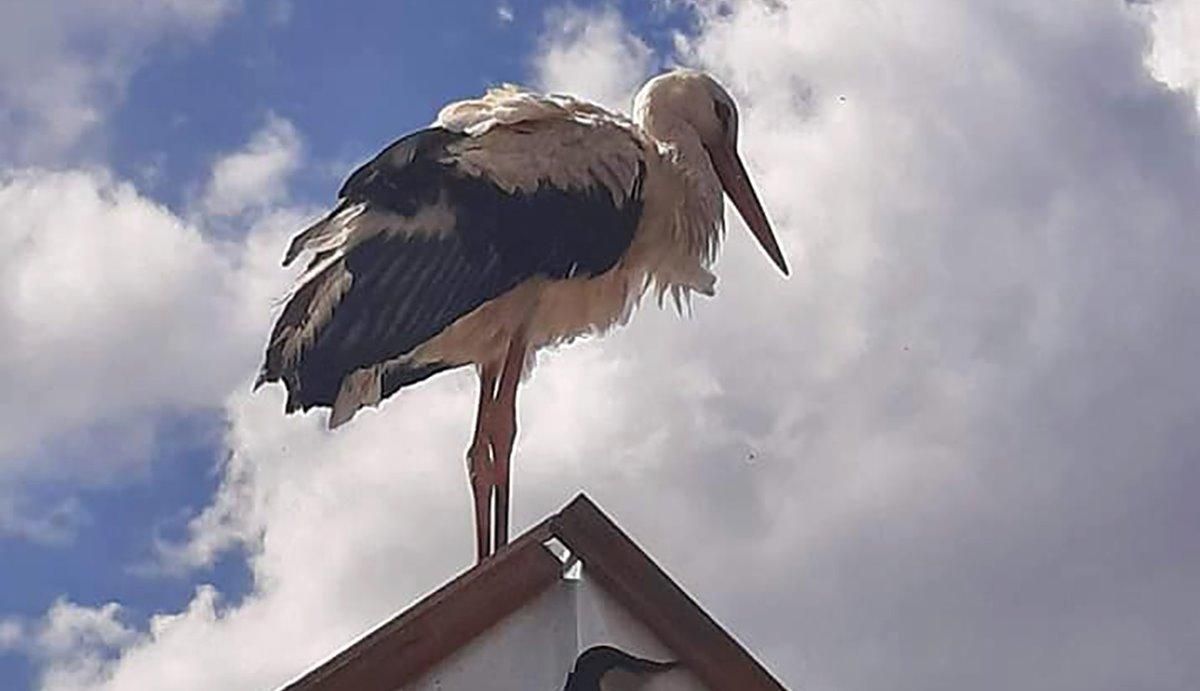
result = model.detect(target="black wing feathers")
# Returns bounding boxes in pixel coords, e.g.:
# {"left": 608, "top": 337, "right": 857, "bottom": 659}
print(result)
{"left": 338, "top": 127, "right": 461, "bottom": 210}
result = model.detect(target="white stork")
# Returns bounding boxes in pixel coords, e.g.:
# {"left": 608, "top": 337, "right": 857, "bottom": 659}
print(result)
{"left": 257, "top": 69, "right": 787, "bottom": 562}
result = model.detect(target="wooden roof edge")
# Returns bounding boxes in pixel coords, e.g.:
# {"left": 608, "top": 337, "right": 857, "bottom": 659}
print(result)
{"left": 549, "top": 494, "right": 788, "bottom": 691}
{"left": 280, "top": 516, "right": 561, "bottom": 690}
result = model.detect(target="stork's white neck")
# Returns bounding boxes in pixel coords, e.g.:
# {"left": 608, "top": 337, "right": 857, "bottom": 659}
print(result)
{"left": 627, "top": 103, "right": 725, "bottom": 303}
{"left": 634, "top": 79, "right": 724, "bottom": 207}
{"left": 623, "top": 69, "right": 748, "bottom": 300}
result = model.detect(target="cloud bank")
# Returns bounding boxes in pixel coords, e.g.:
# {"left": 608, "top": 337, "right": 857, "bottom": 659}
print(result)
{"left": 0, "top": 114, "right": 304, "bottom": 540}
{"left": 532, "top": 5, "right": 656, "bottom": 109}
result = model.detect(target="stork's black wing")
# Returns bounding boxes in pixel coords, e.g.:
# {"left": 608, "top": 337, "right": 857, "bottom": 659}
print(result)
{"left": 258, "top": 123, "right": 645, "bottom": 421}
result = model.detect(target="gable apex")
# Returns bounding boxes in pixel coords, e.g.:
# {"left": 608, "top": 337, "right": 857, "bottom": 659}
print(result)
{"left": 282, "top": 493, "right": 786, "bottom": 690}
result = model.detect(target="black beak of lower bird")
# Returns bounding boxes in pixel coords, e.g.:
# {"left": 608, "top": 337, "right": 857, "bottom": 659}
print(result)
{"left": 563, "top": 646, "right": 677, "bottom": 691}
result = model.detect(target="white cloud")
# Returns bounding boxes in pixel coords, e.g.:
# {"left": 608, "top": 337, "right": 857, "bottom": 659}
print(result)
{"left": 0, "top": 618, "right": 23, "bottom": 650}
{"left": 11, "top": 1, "right": 1200, "bottom": 690}
{"left": 0, "top": 0, "right": 237, "bottom": 164}
{"left": 19, "top": 600, "right": 141, "bottom": 691}
{"left": 0, "top": 494, "right": 88, "bottom": 545}
{"left": 35, "top": 601, "right": 138, "bottom": 660}
{"left": 2, "top": 599, "right": 143, "bottom": 691}
{"left": 0, "top": 169, "right": 234, "bottom": 466}
{"left": 1138, "top": 0, "right": 1200, "bottom": 109}
{"left": 0, "top": 127, "right": 306, "bottom": 534}
{"left": 200, "top": 113, "right": 303, "bottom": 218}
{"left": 532, "top": 5, "right": 655, "bottom": 109}
{"left": 497, "top": 3, "right": 515, "bottom": 24}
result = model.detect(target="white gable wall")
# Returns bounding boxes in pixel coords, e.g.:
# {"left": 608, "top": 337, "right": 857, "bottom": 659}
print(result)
{"left": 574, "top": 577, "right": 707, "bottom": 691}
{"left": 402, "top": 557, "right": 706, "bottom": 691}
{"left": 399, "top": 584, "right": 577, "bottom": 690}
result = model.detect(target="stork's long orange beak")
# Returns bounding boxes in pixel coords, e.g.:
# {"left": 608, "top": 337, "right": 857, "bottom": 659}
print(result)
{"left": 709, "top": 143, "right": 788, "bottom": 276}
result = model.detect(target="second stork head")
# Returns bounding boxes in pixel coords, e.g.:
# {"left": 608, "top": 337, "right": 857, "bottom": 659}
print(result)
{"left": 634, "top": 69, "right": 789, "bottom": 276}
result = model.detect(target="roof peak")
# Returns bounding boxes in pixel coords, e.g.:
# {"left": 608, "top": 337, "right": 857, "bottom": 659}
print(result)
{"left": 282, "top": 493, "right": 786, "bottom": 691}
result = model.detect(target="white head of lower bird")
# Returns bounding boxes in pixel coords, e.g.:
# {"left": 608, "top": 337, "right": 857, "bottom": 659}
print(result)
{"left": 633, "top": 70, "right": 788, "bottom": 275}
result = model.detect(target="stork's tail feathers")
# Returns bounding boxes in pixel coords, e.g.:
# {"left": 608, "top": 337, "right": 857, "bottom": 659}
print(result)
{"left": 256, "top": 265, "right": 456, "bottom": 426}
{"left": 255, "top": 258, "right": 352, "bottom": 414}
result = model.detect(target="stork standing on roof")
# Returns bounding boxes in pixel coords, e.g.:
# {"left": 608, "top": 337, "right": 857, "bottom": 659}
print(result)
{"left": 257, "top": 69, "right": 788, "bottom": 562}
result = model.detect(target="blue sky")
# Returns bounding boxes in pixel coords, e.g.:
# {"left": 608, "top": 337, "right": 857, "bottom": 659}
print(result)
{"left": 2, "top": 1, "right": 1200, "bottom": 690}
{"left": 108, "top": 0, "right": 690, "bottom": 209}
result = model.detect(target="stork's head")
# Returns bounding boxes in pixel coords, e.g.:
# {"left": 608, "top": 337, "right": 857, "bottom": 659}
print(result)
{"left": 634, "top": 70, "right": 788, "bottom": 275}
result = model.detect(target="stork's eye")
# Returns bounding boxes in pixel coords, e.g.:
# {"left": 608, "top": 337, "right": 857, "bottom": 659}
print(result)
{"left": 713, "top": 100, "right": 733, "bottom": 133}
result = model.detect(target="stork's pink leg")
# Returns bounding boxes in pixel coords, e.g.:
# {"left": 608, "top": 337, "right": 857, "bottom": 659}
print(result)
{"left": 468, "top": 361, "right": 499, "bottom": 562}
{"left": 491, "top": 327, "right": 528, "bottom": 552}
